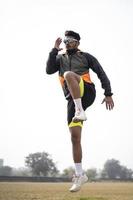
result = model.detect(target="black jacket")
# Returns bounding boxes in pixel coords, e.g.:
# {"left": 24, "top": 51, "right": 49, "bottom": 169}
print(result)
{"left": 46, "top": 48, "right": 113, "bottom": 97}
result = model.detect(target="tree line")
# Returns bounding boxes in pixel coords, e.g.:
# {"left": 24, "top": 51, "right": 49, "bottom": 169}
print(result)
{"left": 0, "top": 151, "right": 133, "bottom": 181}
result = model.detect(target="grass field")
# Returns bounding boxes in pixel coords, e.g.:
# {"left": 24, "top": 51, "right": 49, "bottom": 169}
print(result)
{"left": 0, "top": 182, "right": 133, "bottom": 200}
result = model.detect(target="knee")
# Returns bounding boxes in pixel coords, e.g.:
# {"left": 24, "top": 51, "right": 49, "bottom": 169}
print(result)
{"left": 64, "top": 71, "right": 74, "bottom": 80}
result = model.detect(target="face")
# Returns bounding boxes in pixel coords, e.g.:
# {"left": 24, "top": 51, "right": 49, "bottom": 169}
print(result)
{"left": 63, "top": 37, "right": 79, "bottom": 50}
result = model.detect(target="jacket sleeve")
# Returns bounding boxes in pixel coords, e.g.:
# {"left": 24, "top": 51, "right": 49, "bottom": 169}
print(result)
{"left": 46, "top": 48, "right": 60, "bottom": 74}
{"left": 85, "top": 53, "right": 113, "bottom": 96}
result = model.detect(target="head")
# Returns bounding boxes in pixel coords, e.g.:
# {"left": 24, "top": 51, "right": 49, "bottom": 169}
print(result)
{"left": 64, "top": 30, "right": 80, "bottom": 50}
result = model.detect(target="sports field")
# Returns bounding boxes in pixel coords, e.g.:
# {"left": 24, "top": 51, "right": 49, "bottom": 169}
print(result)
{"left": 0, "top": 182, "right": 133, "bottom": 200}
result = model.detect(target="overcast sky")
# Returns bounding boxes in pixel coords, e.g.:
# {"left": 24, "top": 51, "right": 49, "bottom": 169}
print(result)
{"left": 0, "top": 0, "right": 133, "bottom": 172}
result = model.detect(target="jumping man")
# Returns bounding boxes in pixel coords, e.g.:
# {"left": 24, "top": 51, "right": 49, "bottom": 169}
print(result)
{"left": 46, "top": 30, "right": 114, "bottom": 192}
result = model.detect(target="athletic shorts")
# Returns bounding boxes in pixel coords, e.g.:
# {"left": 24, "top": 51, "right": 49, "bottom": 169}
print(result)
{"left": 67, "top": 78, "right": 96, "bottom": 128}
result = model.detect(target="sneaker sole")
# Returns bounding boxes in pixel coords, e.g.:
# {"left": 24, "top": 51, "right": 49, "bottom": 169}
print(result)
{"left": 69, "top": 176, "right": 88, "bottom": 192}
{"left": 69, "top": 186, "right": 81, "bottom": 192}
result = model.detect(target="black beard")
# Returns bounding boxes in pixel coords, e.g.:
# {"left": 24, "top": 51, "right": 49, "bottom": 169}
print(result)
{"left": 67, "top": 48, "right": 78, "bottom": 55}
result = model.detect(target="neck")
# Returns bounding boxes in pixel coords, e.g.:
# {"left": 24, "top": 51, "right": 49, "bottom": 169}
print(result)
{"left": 66, "top": 48, "right": 78, "bottom": 55}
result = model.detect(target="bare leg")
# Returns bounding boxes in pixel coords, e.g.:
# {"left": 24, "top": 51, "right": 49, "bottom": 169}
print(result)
{"left": 69, "top": 126, "right": 82, "bottom": 163}
{"left": 64, "top": 71, "right": 87, "bottom": 122}
{"left": 69, "top": 126, "right": 88, "bottom": 192}
{"left": 64, "top": 71, "right": 81, "bottom": 99}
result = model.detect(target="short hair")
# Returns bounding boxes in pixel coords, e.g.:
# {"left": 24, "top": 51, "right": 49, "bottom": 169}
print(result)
{"left": 65, "top": 30, "right": 81, "bottom": 41}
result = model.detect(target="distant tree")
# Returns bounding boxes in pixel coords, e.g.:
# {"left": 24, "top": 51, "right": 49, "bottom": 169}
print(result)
{"left": 86, "top": 168, "right": 97, "bottom": 181}
{"left": 0, "top": 166, "right": 12, "bottom": 176}
{"left": 119, "top": 166, "right": 133, "bottom": 180}
{"left": 25, "top": 152, "right": 59, "bottom": 176}
{"left": 102, "top": 159, "right": 133, "bottom": 180}
{"left": 61, "top": 167, "right": 75, "bottom": 178}
{"left": 103, "top": 159, "right": 121, "bottom": 179}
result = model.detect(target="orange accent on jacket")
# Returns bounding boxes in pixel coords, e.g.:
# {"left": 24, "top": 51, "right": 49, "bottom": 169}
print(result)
{"left": 59, "top": 76, "right": 65, "bottom": 86}
{"left": 81, "top": 73, "right": 92, "bottom": 83}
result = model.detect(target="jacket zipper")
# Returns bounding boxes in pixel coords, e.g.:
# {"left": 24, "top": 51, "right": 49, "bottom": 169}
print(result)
{"left": 69, "top": 55, "right": 72, "bottom": 71}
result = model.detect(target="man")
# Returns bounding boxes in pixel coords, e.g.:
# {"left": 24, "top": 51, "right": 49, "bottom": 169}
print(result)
{"left": 46, "top": 30, "right": 114, "bottom": 192}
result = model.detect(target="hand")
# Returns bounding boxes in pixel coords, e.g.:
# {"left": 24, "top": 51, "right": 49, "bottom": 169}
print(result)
{"left": 102, "top": 96, "right": 114, "bottom": 110}
{"left": 54, "top": 37, "right": 63, "bottom": 51}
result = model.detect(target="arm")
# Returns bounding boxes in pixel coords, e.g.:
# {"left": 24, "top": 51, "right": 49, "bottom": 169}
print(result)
{"left": 85, "top": 53, "right": 114, "bottom": 110}
{"left": 89, "top": 54, "right": 112, "bottom": 96}
{"left": 46, "top": 48, "right": 60, "bottom": 74}
{"left": 46, "top": 38, "right": 63, "bottom": 74}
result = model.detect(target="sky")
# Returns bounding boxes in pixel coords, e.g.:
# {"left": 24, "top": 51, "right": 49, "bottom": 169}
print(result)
{"left": 0, "top": 0, "right": 133, "bottom": 172}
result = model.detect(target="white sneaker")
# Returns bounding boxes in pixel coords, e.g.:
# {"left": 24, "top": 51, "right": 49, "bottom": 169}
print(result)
{"left": 72, "top": 110, "right": 87, "bottom": 122}
{"left": 69, "top": 174, "right": 88, "bottom": 192}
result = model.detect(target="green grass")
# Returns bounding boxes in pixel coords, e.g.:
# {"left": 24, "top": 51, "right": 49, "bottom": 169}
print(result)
{"left": 0, "top": 182, "right": 133, "bottom": 200}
